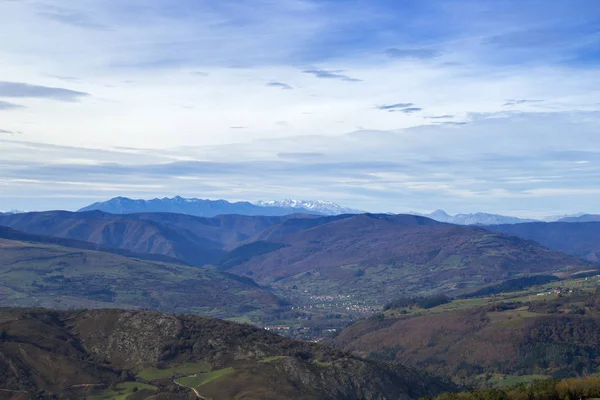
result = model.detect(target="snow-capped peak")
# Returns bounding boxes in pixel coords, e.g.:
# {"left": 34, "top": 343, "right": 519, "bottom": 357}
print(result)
{"left": 255, "top": 199, "right": 364, "bottom": 215}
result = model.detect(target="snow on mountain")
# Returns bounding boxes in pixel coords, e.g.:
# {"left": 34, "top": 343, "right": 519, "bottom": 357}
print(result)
{"left": 0, "top": 209, "right": 25, "bottom": 215}
{"left": 255, "top": 199, "right": 364, "bottom": 215}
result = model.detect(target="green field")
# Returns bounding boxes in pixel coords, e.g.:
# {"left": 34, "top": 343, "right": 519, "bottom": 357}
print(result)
{"left": 89, "top": 382, "right": 156, "bottom": 400}
{"left": 486, "top": 374, "right": 552, "bottom": 388}
{"left": 175, "top": 367, "right": 235, "bottom": 389}
{"left": 137, "top": 361, "right": 211, "bottom": 381}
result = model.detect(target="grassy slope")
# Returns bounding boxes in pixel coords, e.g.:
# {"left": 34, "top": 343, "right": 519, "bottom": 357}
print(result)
{"left": 0, "top": 238, "right": 281, "bottom": 318}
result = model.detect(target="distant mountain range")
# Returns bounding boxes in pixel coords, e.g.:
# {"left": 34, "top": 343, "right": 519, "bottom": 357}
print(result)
{"left": 410, "top": 209, "right": 539, "bottom": 225}
{"left": 13, "top": 195, "right": 600, "bottom": 225}
{"left": 78, "top": 196, "right": 362, "bottom": 217}
{"left": 556, "top": 214, "right": 600, "bottom": 223}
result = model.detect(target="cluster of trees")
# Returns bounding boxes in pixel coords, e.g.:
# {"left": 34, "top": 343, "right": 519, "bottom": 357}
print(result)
{"left": 383, "top": 294, "right": 450, "bottom": 311}
{"left": 422, "top": 377, "right": 600, "bottom": 400}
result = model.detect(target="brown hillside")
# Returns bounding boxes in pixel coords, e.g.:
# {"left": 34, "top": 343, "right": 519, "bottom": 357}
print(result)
{"left": 0, "top": 308, "right": 455, "bottom": 400}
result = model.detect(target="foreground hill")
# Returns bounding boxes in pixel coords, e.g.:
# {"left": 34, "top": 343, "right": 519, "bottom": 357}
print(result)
{"left": 328, "top": 276, "right": 600, "bottom": 388}
{"left": 487, "top": 222, "right": 600, "bottom": 262}
{"left": 0, "top": 237, "right": 282, "bottom": 318}
{"left": 0, "top": 308, "right": 453, "bottom": 400}
{"left": 0, "top": 212, "right": 592, "bottom": 303}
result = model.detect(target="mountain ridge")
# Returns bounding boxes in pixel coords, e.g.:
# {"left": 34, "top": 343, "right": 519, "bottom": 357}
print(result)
{"left": 79, "top": 195, "right": 323, "bottom": 217}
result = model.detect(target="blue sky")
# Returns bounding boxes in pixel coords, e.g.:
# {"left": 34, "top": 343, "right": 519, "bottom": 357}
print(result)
{"left": 1, "top": 0, "right": 599, "bottom": 216}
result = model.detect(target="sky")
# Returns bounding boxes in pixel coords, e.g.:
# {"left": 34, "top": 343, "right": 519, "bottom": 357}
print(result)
{"left": 1, "top": 0, "right": 600, "bottom": 216}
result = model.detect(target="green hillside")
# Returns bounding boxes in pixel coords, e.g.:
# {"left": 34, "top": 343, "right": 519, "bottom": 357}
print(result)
{"left": 0, "top": 238, "right": 282, "bottom": 318}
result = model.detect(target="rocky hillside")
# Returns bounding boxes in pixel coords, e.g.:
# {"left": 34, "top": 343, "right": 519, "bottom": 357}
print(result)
{"left": 0, "top": 308, "right": 454, "bottom": 399}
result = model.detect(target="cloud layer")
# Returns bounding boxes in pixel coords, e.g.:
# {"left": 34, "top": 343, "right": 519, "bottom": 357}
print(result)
{"left": 2, "top": 111, "right": 600, "bottom": 217}
{"left": 0, "top": 0, "right": 599, "bottom": 214}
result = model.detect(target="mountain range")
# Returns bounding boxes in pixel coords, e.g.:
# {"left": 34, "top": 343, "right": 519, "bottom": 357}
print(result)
{"left": 0, "top": 211, "right": 593, "bottom": 304}
{"left": 77, "top": 196, "right": 600, "bottom": 225}
{"left": 78, "top": 196, "right": 363, "bottom": 217}
{"left": 411, "top": 210, "right": 539, "bottom": 225}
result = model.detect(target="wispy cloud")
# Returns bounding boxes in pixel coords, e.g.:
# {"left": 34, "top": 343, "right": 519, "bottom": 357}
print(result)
{"left": 426, "top": 115, "right": 455, "bottom": 119}
{"left": 302, "top": 68, "right": 361, "bottom": 82}
{"left": 384, "top": 48, "right": 440, "bottom": 59}
{"left": 277, "top": 152, "right": 325, "bottom": 160}
{"left": 266, "top": 81, "right": 293, "bottom": 90}
{"left": 390, "top": 107, "right": 423, "bottom": 114}
{"left": 375, "top": 103, "right": 414, "bottom": 111}
{"left": 503, "top": 99, "right": 544, "bottom": 106}
{"left": 229, "top": 126, "right": 248, "bottom": 129}
{"left": 0, "top": 101, "right": 25, "bottom": 110}
{"left": 36, "top": 4, "right": 109, "bottom": 30}
{"left": 0, "top": 81, "right": 89, "bottom": 102}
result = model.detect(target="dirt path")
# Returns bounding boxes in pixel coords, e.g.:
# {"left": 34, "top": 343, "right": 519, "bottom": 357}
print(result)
{"left": 173, "top": 380, "right": 207, "bottom": 399}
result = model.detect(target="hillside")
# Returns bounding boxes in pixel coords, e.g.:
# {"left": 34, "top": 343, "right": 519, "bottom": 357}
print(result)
{"left": 487, "top": 222, "right": 600, "bottom": 262}
{"left": 327, "top": 276, "right": 600, "bottom": 388}
{"left": 0, "top": 308, "right": 454, "bottom": 400}
{"left": 223, "top": 214, "right": 592, "bottom": 300}
{"left": 0, "top": 226, "right": 185, "bottom": 264}
{"left": 0, "top": 237, "right": 282, "bottom": 318}
{"left": 0, "top": 210, "right": 318, "bottom": 266}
